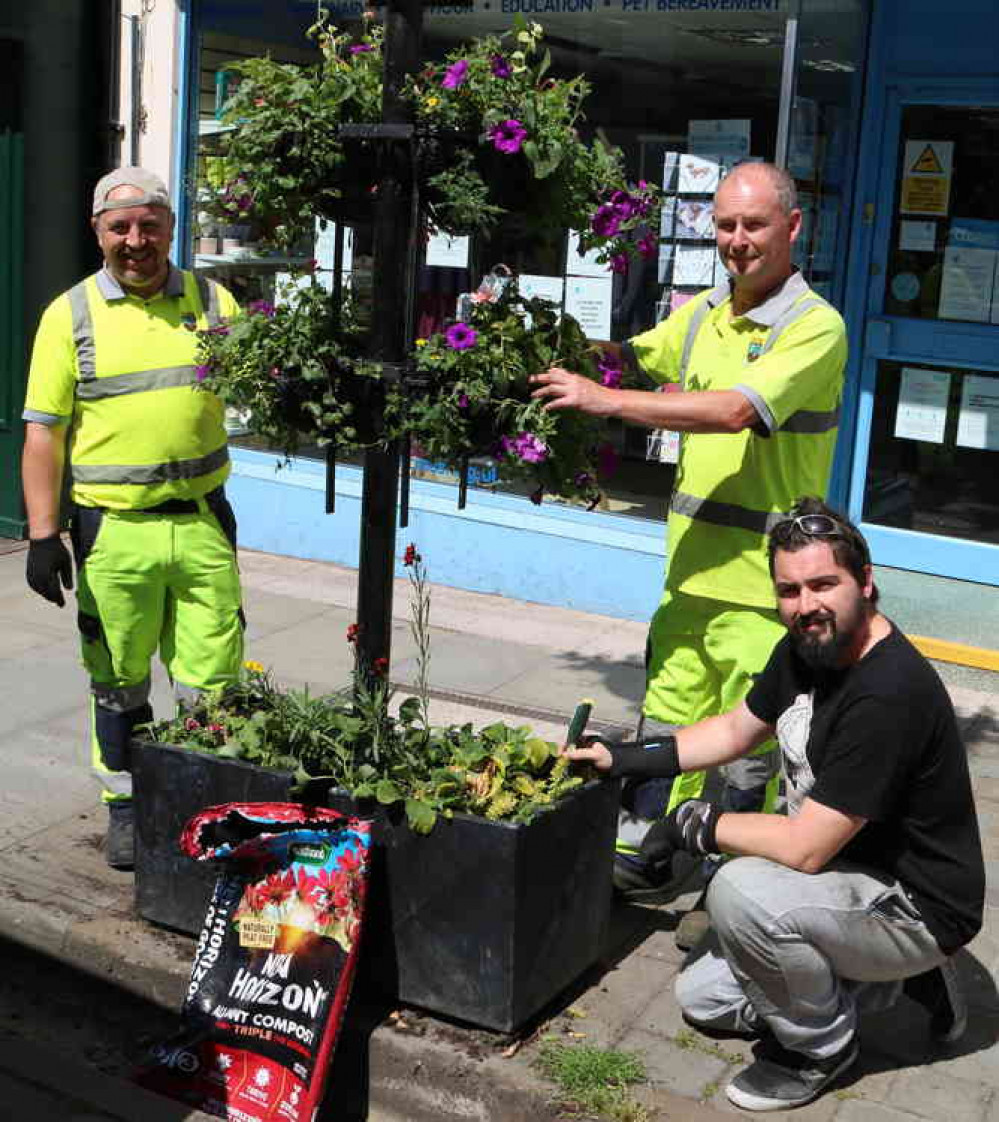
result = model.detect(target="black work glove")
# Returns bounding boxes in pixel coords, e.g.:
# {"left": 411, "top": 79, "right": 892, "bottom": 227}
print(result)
{"left": 26, "top": 533, "right": 74, "bottom": 607}
{"left": 640, "top": 799, "right": 722, "bottom": 864}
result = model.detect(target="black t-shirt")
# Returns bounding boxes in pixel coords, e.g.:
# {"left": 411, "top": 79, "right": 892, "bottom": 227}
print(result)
{"left": 746, "top": 623, "right": 984, "bottom": 954}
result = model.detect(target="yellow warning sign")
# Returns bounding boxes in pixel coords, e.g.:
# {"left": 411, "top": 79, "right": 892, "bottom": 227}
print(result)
{"left": 900, "top": 139, "right": 954, "bottom": 217}
{"left": 910, "top": 144, "right": 944, "bottom": 175}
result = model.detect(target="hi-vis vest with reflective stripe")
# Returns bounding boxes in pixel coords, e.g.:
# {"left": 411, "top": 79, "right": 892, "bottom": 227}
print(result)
{"left": 65, "top": 271, "right": 230, "bottom": 510}
{"left": 670, "top": 282, "right": 840, "bottom": 538}
{"left": 643, "top": 278, "right": 846, "bottom": 608}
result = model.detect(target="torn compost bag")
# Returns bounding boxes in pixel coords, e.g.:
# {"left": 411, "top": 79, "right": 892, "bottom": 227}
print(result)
{"left": 135, "top": 802, "right": 370, "bottom": 1121}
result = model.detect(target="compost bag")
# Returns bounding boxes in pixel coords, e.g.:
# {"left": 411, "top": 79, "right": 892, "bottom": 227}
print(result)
{"left": 135, "top": 802, "right": 370, "bottom": 1121}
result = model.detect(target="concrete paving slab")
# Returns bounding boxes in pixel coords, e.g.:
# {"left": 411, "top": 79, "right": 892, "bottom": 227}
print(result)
{"left": 498, "top": 655, "right": 644, "bottom": 726}
{"left": 390, "top": 630, "right": 554, "bottom": 697}
{"left": 884, "top": 1063, "right": 993, "bottom": 1121}
{"left": 617, "top": 1025, "right": 731, "bottom": 1099}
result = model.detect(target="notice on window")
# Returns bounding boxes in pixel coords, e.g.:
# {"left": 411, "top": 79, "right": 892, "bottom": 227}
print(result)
{"left": 937, "top": 220, "right": 999, "bottom": 323}
{"left": 314, "top": 219, "right": 353, "bottom": 273}
{"left": 426, "top": 232, "right": 469, "bottom": 269}
{"left": 564, "top": 275, "right": 612, "bottom": 341}
{"left": 687, "top": 119, "right": 750, "bottom": 162}
{"left": 956, "top": 374, "right": 999, "bottom": 451}
{"left": 899, "top": 220, "right": 937, "bottom": 253}
{"left": 894, "top": 366, "right": 951, "bottom": 443}
{"left": 518, "top": 274, "right": 564, "bottom": 306}
{"left": 900, "top": 141, "right": 954, "bottom": 217}
{"left": 566, "top": 231, "right": 611, "bottom": 278}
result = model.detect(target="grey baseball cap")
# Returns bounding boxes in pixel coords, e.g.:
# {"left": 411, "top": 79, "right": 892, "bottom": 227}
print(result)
{"left": 92, "top": 166, "right": 173, "bottom": 216}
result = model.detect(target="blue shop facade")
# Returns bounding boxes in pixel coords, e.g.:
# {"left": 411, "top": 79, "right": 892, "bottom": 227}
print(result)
{"left": 174, "top": 0, "right": 997, "bottom": 627}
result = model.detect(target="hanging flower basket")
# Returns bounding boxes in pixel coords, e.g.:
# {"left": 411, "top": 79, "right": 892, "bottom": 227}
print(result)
{"left": 208, "top": 15, "right": 658, "bottom": 266}
{"left": 194, "top": 280, "right": 392, "bottom": 460}
{"left": 406, "top": 277, "right": 618, "bottom": 505}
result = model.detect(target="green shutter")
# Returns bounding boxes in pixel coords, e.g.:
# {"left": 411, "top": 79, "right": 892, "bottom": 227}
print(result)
{"left": 0, "top": 38, "right": 25, "bottom": 537}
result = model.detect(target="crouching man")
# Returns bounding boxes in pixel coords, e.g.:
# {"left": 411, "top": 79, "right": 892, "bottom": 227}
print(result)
{"left": 567, "top": 497, "right": 984, "bottom": 1112}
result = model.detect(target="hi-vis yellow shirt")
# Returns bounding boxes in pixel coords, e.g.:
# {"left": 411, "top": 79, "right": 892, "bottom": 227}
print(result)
{"left": 24, "top": 266, "right": 240, "bottom": 510}
{"left": 630, "top": 272, "right": 847, "bottom": 610}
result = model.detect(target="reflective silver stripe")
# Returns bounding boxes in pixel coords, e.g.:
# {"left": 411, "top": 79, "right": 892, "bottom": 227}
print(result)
{"left": 758, "top": 296, "right": 827, "bottom": 357}
{"left": 195, "top": 273, "right": 221, "bottom": 327}
{"left": 780, "top": 403, "right": 841, "bottom": 434}
{"left": 75, "top": 365, "right": 199, "bottom": 401}
{"left": 678, "top": 285, "right": 727, "bottom": 388}
{"left": 23, "top": 409, "right": 71, "bottom": 425}
{"left": 92, "top": 680, "right": 151, "bottom": 713}
{"left": 671, "top": 491, "right": 785, "bottom": 535}
{"left": 71, "top": 444, "right": 229, "bottom": 485}
{"left": 68, "top": 281, "right": 97, "bottom": 380}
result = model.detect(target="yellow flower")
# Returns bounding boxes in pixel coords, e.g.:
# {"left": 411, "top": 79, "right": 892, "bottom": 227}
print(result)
{"left": 243, "top": 659, "right": 265, "bottom": 674}
{"left": 415, "top": 338, "right": 428, "bottom": 347}
{"left": 424, "top": 96, "right": 440, "bottom": 110}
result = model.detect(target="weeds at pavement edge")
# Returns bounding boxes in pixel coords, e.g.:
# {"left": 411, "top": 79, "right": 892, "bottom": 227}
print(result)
{"left": 535, "top": 1037, "right": 649, "bottom": 1121}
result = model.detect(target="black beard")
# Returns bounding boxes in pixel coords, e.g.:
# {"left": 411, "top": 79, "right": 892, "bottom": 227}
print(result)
{"left": 790, "top": 616, "right": 850, "bottom": 673}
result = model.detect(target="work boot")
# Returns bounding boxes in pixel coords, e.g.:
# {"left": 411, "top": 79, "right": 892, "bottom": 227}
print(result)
{"left": 612, "top": 849, "right": 704, "bottom": 906}
{"left": 674, "top": 907, "right": 712, "bottom": 951}
{"left": 903, "top": 958, "right": 967, "bottom": 1043}
{"left": 105, "top": 801, "right": 134, "bottom": 871}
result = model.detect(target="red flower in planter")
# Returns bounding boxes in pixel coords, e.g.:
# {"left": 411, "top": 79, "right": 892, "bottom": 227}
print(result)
{"left": 346, "top": 622, "right": 359, "bottom": 644}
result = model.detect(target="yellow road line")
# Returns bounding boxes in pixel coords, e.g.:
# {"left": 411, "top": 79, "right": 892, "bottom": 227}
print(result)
{"left": 911, "top": 635, "right": 999, "bottom": 673}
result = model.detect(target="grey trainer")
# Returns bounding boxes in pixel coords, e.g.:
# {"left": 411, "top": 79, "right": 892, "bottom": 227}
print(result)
{"left": 726, "top": 1035, "right": 859, "bottom": 1112}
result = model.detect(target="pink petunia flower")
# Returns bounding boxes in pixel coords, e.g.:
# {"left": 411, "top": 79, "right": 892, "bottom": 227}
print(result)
{"left": 442, "top": 60, "right": 469, "bottom": 89}
{"left": 488, "top": 119, "right": 528, "bottom": 155}
{"left": 350, "top": 44, "right": 374, "bottom": 55}
{"left": 445, "top": 322, "right": 478, "bottom": 350}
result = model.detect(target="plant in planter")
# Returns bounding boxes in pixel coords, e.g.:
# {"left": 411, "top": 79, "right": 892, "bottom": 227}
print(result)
{"left": 194, "top": 276, "right": 392, "bottom": 460}
{"left": 134, "top": 547, "right": 619, "bottom": 1030}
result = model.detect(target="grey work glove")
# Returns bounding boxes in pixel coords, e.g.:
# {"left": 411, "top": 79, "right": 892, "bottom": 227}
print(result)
{"left": 640, "top": 799, "right": 722, "bottom": 863}
{"left": 26, "top": 533, "right": 73, "bottom": 607}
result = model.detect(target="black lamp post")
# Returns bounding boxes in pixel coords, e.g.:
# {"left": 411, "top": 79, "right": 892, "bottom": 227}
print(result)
{"left": 353, "top": 0, "right": 424, "bottom": 684}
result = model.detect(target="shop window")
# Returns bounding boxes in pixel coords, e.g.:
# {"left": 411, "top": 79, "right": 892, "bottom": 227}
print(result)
{"left": 190, "top": 2, "right": 864, "bottom": 519}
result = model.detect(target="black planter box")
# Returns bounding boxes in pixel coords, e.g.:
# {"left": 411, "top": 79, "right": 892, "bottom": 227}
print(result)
{"left": 133, "top": 740, "right": 299, "bottom": 935}
{"left": 133, "top": 740, "right": 620, "bottom": 1032}
{"left": 330, "top": 779, "right": 619, "bottom": 1033}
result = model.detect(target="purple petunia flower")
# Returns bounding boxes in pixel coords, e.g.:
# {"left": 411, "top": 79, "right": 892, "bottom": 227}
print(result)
{"left": 609, "top": 253, "right": 629, "bottom": 275}
{"left": 457, "top": 393, "right": 470, "bottom": 409}
{"left": 350, "top": 43, "right": 374, "bottom": 55}
{"left": 488, "top": 119, "right": 528, "bottom": 155}
{"left": 269, "top": 366, "right": 281, "bottom": 379}
{"left": 442, "top": 59, "right": 469, "bottom": 89}
{"left": 637, "top": 233, "right": 657, "bottom": 260}
{"left": 610, "top": 190, "right": 639, "bottom": 221}
{"left": 590, "top": 203, "right": 621, "bottom": 239}
{"left": 445, "top": 322, "right": 478, "bottom": 350}
{"left": 248, "top": 299, "right": 276, "bottom": 317}
{"left": 596, "top": 441, "right": 619, "bottom": 478}
{"left": 195, "top": 364, "right": 211, "bottom": 382}
{"left": 490, "top": 54, "right": 513, "bottom": 79}
{"left": 597, "top": 354, "right": 622, "bottom": 389}
{"left": 499, "top": 432, "right": 549, "bottom": 464}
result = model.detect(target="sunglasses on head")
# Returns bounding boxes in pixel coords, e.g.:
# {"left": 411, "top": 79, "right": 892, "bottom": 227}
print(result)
{"left": 771, "top": 513, "right": 844, "bottom": 539}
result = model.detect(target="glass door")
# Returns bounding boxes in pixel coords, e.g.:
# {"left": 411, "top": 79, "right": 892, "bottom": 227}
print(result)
{"left": 850, "top": 83, "right": 999, "bottom": 585}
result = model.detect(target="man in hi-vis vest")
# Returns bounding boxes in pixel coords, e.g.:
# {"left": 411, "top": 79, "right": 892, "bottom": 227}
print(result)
{"left": 22, "top": 167, "right": 244, "bottom": 870}
{"left": 532, "top": 162, "right": 847, "bottom": 916}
